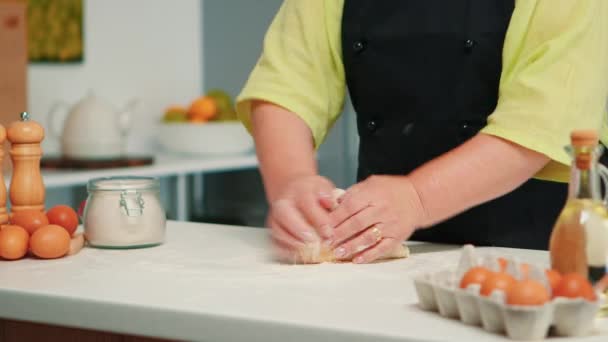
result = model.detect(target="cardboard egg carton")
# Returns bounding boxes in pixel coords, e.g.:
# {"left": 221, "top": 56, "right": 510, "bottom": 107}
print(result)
{"left": 413, "top": 245, "right": 605, "bottom": 340}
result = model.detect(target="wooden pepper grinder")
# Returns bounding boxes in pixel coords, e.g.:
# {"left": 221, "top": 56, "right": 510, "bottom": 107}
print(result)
{"left": 0, "top": 124, "right": 8, "bottom": 224}
{"left": 7, "top": 112, "right": 45, "bottom": 213}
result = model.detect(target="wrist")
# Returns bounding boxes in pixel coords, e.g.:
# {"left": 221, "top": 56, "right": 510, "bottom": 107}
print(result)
{"left": 266, "top": 172, "right": 325, "bottom": 203}
{"left": 401, "top": 176, "right": 429, "bottom": 230}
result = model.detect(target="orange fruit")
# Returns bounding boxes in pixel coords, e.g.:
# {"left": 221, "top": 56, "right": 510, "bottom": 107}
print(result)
{"left": 507, "top": 279, "right": 550, "bottom": 306}
{"left": 481, "top": 271, "right": 516, "bottom": 296}
{"left": 163, "top": 105, "right": 188, "bottom": 122}
{"left": 189, "top": 117, "right": 207, "bottom": 124}
{"left": 188, "top": 96, "right": 217, "bottom": 121}
{"left": 553, "top": 273, "right": 596, "bottom": 301}
{"left": 460, "top": 266, "right": 491, "bottom": 289}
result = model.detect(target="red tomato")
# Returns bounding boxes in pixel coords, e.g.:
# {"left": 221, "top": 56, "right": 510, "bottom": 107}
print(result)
{"left": 46, "top": 205, "right": 79, "bottom": 236}
{"left": 481, "top": 272, "right": 516, "bottom": 296}
{"left": 506, "top": 279, "right": 550, "bottom": 306}
{"left": 10, "top": 210, "right": 49, "bottom": 235}
{"left": 553, "top": 273, "right": 596, "bottom": 301}
{"left": 460, "top": 266, "right": 491, "bottom": 289}
{"left": 77, "top": 200, "right": 87, "bottom": 219}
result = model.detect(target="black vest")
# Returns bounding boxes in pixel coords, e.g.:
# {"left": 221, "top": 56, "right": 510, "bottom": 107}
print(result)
{"left": 341, "top": 0, "right": 568, "bottom": 249}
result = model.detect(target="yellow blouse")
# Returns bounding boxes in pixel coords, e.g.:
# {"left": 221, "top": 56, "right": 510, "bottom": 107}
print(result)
{"left": 236, "top": 0, "right": 608, "bottom": 182}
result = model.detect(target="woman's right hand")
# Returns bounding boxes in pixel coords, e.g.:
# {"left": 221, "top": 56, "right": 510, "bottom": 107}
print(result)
{"left": 268, "top": 175, "right": 336, "bottom": 262}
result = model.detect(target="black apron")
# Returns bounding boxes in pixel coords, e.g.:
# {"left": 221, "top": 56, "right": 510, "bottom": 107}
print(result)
{"left": 341, "top": 0, "right": 568, "bottom": 250}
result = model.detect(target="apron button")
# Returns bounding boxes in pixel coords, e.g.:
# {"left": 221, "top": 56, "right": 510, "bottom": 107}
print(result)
{"left": 402, "top": 123, "right": 415, "bottom": 136}
{"left": 460, "top": 122, "right": 476, "bottom": 140}
{"left": 366, "top": 120, "right": 377, "bottom": 131}
{"left": 464, "top": 39, "right": 476, "bottom": 52}
{"left": 353, "top": 40, "right": 366, "bottom": 53}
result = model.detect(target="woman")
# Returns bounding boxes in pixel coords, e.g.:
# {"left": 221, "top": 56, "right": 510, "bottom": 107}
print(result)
{"left": 236, "top": 0, "right": 608, "bottom": 263}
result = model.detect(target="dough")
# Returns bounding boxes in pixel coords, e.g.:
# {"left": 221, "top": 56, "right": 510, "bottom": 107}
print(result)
{"left": 294, "top": 188, "right": 410, "bottom": 264}
{"left": 296, "top": 241, "right": 410, "bottom": 264}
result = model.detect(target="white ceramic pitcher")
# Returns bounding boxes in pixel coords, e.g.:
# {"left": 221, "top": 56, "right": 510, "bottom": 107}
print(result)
{"left": 48, "top": 91, "right": 138, "bottom": 160}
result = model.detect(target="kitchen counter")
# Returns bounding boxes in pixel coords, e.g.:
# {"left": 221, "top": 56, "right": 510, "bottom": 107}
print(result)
{"left": 0, "top": 221, "right": 606, "bottom": 342}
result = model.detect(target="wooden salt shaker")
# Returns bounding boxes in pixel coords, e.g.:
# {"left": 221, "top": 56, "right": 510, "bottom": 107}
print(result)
{"left": 0, "top": 124, "right": 8, "bottom": 224}
{"left": 7, "top": 112, "right": 45, "bottom": 212}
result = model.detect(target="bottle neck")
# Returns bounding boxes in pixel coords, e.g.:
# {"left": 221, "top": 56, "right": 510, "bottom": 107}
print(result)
{"left": 569, "top": 154, "right": 601, "bottom": 200}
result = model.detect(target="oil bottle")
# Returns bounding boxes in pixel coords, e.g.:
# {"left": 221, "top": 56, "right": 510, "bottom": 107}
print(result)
{"left": 549, "top": 129, "right": 608, "bottom": 284}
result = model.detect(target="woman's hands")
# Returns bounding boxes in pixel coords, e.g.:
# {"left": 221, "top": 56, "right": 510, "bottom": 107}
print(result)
{"left": 267, "top": 174, "right": 426, "bottom": 264}
{"left": 268, "top": 175, "right": 336, "bottom": 262}
{"left": 327, "top": 175, "right": 426, "bottom": 264}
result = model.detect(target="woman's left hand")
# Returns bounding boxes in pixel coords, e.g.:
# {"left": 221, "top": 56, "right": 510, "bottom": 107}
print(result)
{"left": 327, "top": 175, "right": 426, "bottom": 264}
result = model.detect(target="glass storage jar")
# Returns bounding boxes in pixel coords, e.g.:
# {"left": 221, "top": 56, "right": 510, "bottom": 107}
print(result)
{"left": 83, "top": 176, "right": 166, "bottom": 249}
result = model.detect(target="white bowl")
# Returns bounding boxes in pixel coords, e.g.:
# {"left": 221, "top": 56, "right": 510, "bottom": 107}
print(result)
{"left": 157, "top": 121, "right": 254, "bottom": 155}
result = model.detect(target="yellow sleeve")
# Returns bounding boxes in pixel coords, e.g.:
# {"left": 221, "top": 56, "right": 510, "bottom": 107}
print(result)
{"left": 235, "top": 0, "right": 346, "bottom": 148}
{"left": 480, "top": 0, "right": 608, "bottom": 182}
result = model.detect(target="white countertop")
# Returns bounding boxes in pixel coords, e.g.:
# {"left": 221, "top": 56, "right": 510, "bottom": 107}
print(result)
{"left": 0, "top": 221, "right": 606, "bottom": 342}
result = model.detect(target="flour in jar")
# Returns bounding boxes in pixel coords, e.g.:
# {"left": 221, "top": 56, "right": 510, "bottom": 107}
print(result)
{"left": 83, "top": 177, "right": 166, "bottom": 248}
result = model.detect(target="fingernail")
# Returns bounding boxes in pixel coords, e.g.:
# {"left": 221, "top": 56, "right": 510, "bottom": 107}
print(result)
{"left": 302, "top": 231, "right": 318, "bottom": 242}
{"left": 353, "top": 256, "right": 364, "bottom": 264}
{"left": 319, "top": 191, "right": 331, "bottom": 199}
{"left": 355, "top": 245, "right": 367, "bottom": 253}
{"left": 334, "top": 247, "right": 347, "bottom": 258}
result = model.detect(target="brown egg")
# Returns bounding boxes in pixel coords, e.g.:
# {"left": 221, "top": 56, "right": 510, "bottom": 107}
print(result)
{"left": 0, "top": 225, "right": 29, "bottom": 260}
{"left": 10, "top": 210, "right": 49, "bottom": 235}
{"left": 30, "top": 225, "right": 70, "bottom": 259}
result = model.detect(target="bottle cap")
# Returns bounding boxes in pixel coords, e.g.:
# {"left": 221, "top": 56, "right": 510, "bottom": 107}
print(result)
{"left": 571, "top": 129, "right": 599, "bottom": 147}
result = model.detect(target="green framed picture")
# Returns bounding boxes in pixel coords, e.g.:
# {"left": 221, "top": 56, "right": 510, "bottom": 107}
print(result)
{"left": 27, "top": 0, "right": 83, "bottom": 63}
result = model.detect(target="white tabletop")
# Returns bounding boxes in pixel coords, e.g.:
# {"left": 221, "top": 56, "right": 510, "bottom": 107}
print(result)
{"left": 0, "top": 221, "right": 606, "bottom": 342}
{"left": 4, "top": 153, "right": 258, "bottom": 189}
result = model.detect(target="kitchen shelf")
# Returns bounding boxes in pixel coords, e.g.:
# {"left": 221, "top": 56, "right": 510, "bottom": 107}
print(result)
{"left": 3, "top": 152, "right": 259, "bottom": 221}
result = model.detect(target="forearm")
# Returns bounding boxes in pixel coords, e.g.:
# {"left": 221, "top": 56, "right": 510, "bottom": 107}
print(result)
{"left": 250, "top": 101, "right": 319, "bottom": 202}
{"left": 408, "top": 133, "right": 551, "bottom": 228}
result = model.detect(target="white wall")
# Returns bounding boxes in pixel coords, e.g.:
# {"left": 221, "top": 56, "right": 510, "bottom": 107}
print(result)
{"left": 27, "top": 0, "right": 359, "bottom": 220}
{"left": 28, "top": 0, "right": 203, "bottom": 155}
{"left": 27, "top": 0, "right": 202, "bottom": 212}
{"left": 202, "top": 0, "right": 358, "bottom": 189}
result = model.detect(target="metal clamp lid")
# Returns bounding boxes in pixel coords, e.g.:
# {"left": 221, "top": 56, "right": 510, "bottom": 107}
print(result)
{"left": 120, "top": 190, "right": 145, "bottom": 217}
